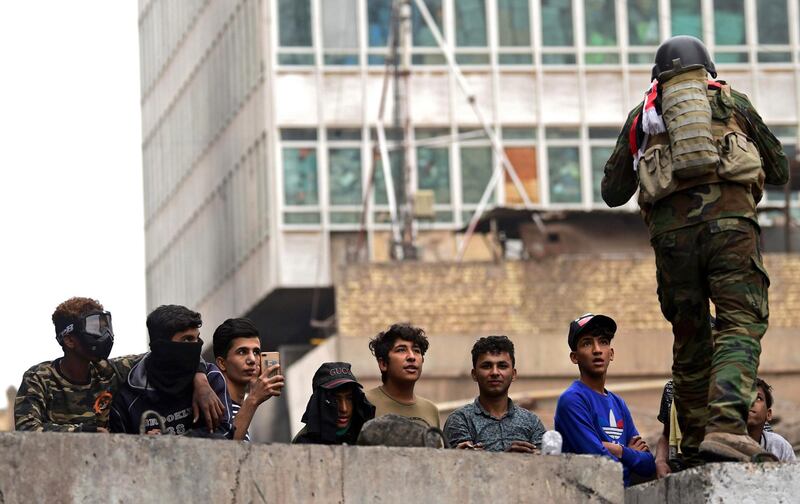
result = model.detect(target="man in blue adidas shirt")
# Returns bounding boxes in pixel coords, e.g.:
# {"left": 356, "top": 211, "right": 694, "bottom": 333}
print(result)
{"left": 555, "top": 313, "right": 655, "bottom": 486}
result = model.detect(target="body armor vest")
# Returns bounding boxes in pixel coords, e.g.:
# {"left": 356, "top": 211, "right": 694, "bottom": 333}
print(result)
{"left": 635, "top": 81, "right": 764, "bottom": 206}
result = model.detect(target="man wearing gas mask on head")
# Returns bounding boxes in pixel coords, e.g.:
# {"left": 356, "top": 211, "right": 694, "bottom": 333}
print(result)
{"left": 15, "top": 297, "right": 226, "bottom": 433}
{"left": 602, "top": 36, "right": 788, "bottom": 464}
{"left": 109, "top": 304, "right": 233, "bottom": 437}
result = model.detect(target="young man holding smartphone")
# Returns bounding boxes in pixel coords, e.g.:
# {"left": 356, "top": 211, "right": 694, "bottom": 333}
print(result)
{"left": 212, "top": 318, "right": 284, "bottom": 441}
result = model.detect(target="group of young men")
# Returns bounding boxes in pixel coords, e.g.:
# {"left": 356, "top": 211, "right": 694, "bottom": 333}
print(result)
{"left": 15, "top": 297, "right": 284, "bottom": 439}
{"left": 15, "top": 297, "right": 794, "bottom": 489}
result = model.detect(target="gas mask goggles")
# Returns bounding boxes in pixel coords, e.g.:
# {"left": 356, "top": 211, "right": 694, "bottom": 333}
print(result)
{"left": 57, "top": 311, "right": 115, "bottom": 360}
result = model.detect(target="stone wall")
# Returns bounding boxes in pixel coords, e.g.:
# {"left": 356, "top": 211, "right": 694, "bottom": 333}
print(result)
{"left": 0, "top": 432, "right": 623, "bottom": 503}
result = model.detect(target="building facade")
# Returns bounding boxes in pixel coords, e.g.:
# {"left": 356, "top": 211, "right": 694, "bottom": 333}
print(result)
{"left": 139, "top": 0, "right": 800, "bottom": 339}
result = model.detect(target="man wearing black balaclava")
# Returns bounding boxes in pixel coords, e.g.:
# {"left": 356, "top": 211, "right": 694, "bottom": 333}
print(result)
{"left": 110, "top": 305, "right": 233, "bottom": 437}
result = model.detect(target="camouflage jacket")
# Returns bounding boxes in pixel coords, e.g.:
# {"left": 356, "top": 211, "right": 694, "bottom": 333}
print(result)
{"left": 602, "top": 83, "right": 788, "bottom": 238}
{"left": 15, "top": 355, "right": 142, "bottom": 432}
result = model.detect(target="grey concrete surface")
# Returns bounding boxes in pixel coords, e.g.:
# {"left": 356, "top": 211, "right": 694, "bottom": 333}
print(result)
{"left": 0, "top": 432, "right": 623, "bottom": 503}
{"left": 625, "top": 462, "right": 800, "bottom": 504}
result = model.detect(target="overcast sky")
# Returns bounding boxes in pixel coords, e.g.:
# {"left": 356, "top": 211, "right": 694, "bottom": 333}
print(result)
{"left": 0, "top": 2, "right": 147, "bottom": 408}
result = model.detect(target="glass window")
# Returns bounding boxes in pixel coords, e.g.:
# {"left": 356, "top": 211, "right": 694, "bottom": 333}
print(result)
{"left": 329, "top": 149, "right": 362, "bottom": 205}
{"left": 591, "top": 147, "right": 613, "bottom": 203}
{"left": 628, "top": 0, "right": 659, "bottom": 46}
{"left": 757, "top": 0, "right": 788, "bottom": 44}
{"left": 412, "top": 0, "right": 445, "bottom": 64}
{"left": 461, "top": 147, "right": 493, "bottom": 204}
{"left": 368, "top": 0, "right": 393, "bottom": 47}
{"left": 541, "top": 0, "right": 573, "bottom": 47}
{"left": 417, "top": 131, "right": 451, "bottom": 204}
{"left": 714, "top": 0, "right": 746, "bottom": 62}
{"left": 373, "top": 150, "right": 403, "bottom": 206}
{"left": 585, "top": 0, "right": 616, "bottom": 46}
{"left": 503, "top": 127, "right": 537, "bottom": 140}
{"left": 329, "top": 128, "right": 362, "bottom": 141}
{"left": 548, "top": 147, "right": 581, "bottom": 203}
{"left": 670, "top": 0, "right": 701, "bottom": 38}
{"left": 281, "top": 128, "right": 317, "bottom": 141}
{"left": 322, "top": 0, "right": 358, "bottom": 65}
{"left": 278, "top": 0, "right": 311, "bottom": 46}
{"left": 284, "top": 212, "right": 321, "bottom": 224}
{"left": 456, "top": 0, "right": 487, "bottom": 47}
{"left": 714, "top": 0, "right": 745, "bottom": 46}
{"left": 588, "top": 127, "right": 619, "bottom": 139}
{"left": 546, "top": 127, "right": 580, "bottom": 139}
{"left": 497, "top": 0, "right": 530, "bottom": 47}
{"left": 769, "top": 126, "right": 798, "bottom": 138}
{"left": 504, "top": 147, "right": 538, "bottom": 204}
{"left": 412, "top": 0, "right": 443, "bottom": 47}
{"left": 283, "top": 148, "right": 318, "bottom": 205}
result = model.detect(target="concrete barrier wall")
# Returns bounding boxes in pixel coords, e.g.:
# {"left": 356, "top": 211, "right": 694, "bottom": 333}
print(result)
{"left": 625, "top": 462, "right": 800, "bottom": 504}
{"left": 0, "top": 432, "right": 623, "bottom": 504}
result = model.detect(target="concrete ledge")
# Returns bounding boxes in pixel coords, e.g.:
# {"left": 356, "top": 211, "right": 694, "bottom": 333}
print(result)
{"left": 625, "top": 462, "right": 800, "bottom": 504}
{"left": 0, "top": 432, "right": 623, "bottom": 503}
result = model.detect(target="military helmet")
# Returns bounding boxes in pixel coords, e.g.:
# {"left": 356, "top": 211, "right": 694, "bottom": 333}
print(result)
{"left": 651, "top": 35, "right": 716, "bottom": 81}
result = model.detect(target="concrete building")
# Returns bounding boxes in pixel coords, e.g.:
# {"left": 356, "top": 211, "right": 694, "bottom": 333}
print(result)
{"left": 139, "top": 0, "right": 800, "bottom": 341}
{"left": 139, "top": 0, "right": 800, "bottom": 443}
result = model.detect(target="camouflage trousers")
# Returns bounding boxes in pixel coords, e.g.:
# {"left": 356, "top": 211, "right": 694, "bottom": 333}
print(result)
{"left": 651, "top": 217, "right": 769, "bottom": 463}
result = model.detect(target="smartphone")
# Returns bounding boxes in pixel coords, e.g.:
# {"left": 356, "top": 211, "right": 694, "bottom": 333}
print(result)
{"left": 261, "top": 351, "right": 280, "bottom": 378}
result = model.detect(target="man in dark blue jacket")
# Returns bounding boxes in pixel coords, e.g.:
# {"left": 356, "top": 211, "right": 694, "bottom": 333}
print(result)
{"left": 555, "top": 313, "right": 655, "bottom": 486}
{"left": 110, "top": 305, "right": 233, "bottom": 437}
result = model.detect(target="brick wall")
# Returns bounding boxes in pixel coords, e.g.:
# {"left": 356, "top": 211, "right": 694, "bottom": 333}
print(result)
{"left": 336, "top": 254, "right": 800, "bottom": 382}
{"left": 338, "top": 254, "right": 800, "bottom": 338}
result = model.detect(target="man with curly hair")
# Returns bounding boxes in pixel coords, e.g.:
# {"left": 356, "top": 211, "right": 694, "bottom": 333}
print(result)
{"left": 444, "top": 335, "right": 545, "bottom": 452}
{"left": 15, "top": 297, "right": 223, "bottom": 432}
{"left": 365, "top": 323, "right": 440, "bottom": 428}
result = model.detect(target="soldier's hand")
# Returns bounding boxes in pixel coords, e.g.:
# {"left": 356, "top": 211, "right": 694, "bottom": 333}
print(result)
{"left": 656, "top": 460, "right": 672, "bottom": 479}
{"left": 96, "top": 427, "right": 109, "bottom": 434}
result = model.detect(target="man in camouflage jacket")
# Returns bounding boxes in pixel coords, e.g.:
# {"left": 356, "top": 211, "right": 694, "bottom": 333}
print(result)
{"left": 602, "top": 36, "right": 788, "bottom": 464}
{"left": 15, "top": 297, "right": 224, "bottom": 432}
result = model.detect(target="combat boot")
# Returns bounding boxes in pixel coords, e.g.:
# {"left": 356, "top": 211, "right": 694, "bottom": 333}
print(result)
{"left": 699, "top": 432, "right": 779, "bottom": 462}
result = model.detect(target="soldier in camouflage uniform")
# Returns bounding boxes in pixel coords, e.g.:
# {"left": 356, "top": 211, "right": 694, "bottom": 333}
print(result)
{"left": 15, "top": 297, "right": 224, "bottom": 432}
{"left": 602, "top": 36, "right": 788, "bottom": 464}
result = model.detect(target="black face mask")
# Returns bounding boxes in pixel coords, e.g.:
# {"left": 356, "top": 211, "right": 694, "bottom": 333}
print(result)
{"left": 145, "top": 340, "right": 202, "bottom": 397}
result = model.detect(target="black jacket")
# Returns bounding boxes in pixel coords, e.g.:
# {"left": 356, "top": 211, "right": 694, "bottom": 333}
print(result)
{"left": 293, "top": 385, "right": 375, "bottom": 445}
{"left": 109, "top": 354, "right": 233, "bottom": 437}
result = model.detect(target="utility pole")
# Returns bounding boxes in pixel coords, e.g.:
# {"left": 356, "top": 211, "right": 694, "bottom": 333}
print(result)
{"left": 392, "top": 0, "right": 416, "bottom": 260}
